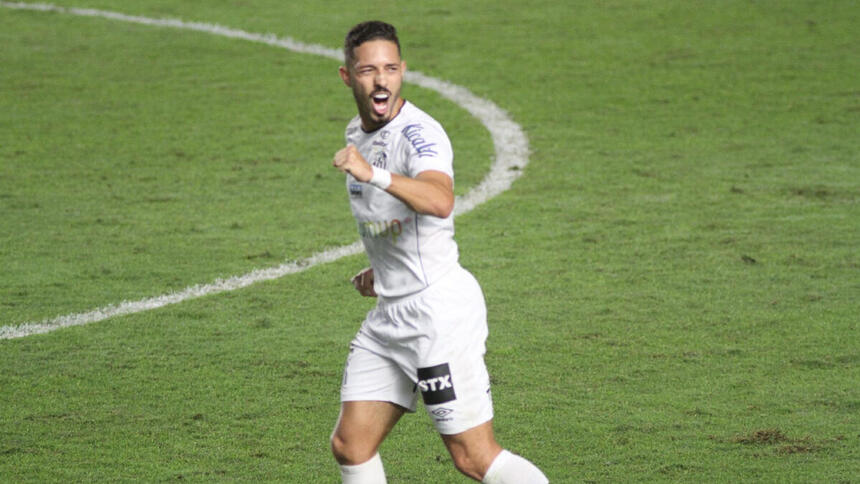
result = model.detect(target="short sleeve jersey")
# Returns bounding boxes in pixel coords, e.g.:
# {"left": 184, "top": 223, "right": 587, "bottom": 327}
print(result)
{"left": 344, "top": 101, "right": 458, "bottom": 298}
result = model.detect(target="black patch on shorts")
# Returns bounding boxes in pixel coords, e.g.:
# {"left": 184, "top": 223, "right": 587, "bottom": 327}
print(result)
{"left": 416, "top": 363, "right": 456, "bottom": 405}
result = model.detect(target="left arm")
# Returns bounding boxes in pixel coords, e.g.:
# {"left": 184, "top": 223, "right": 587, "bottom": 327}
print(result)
{"left": 350, "top": 267, "right": 377, "bottom": 297}
{"left": 333, "top": 144, "right": 454, "bottom": 218}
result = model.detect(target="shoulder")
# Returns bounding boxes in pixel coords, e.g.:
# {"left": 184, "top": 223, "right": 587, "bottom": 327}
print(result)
{"left": 397, "top": 102, "right": 447, "bottom": 136}
{"left": 394, "top": 102, "right": 451, "bottom": 156}
{"left": 344, "top": 116, "right": 364, "bottom": 144}
{"left": 389, "top": 102, "right": 453, "bottom": 178}
{"left": 345, "top": 115, "right": 361, "bottom": 135}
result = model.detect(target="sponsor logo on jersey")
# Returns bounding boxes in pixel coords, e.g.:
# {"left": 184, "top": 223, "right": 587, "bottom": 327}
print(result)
{"left": 357, "top": 218, "right": 403, "bottom": 243}
{"left": 402, "top": 124, "right": 438, "bottom": 158}
{"left": 416, "top": 363, "right": 456, "bottom": 405}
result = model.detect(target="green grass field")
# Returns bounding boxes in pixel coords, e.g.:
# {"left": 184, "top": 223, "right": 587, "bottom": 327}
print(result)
{"left": 1, "top": 0, "right": 858, "bottom": 481}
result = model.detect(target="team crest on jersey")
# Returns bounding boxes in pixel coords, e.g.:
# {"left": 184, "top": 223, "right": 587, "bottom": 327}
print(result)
{"left": 373, "top": 151, "right": 388, "bottom": 169}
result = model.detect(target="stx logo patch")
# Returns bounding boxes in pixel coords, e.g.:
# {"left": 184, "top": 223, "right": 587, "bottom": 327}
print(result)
{"left": 417, "top": 363, "right": 456, "bottom": 405}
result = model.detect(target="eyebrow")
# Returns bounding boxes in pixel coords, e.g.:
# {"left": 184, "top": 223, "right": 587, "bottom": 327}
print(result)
{"left": 355, "top": 62, "right": 400, "bottom": 71}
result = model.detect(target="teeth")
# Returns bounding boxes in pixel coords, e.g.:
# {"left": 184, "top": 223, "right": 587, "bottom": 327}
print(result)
{"left": 373, "top": 93, "right": 389, "bottom": 101}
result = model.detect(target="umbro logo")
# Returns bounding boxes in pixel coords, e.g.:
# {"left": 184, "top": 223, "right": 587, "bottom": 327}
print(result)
{"left": 431, "top": 407, "right": 454, "bottom": 418}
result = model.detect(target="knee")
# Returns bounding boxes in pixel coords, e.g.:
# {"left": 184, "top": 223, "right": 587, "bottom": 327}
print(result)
{"left": 449, "top": 449, "right": 493, "bottom": 481}
{"left": 330, "top": 431, "right": 375, "bottom": 466}
{"left": 451, "top": 456, "right": 480, "bottom": 481}
{"left": 330, "top": 432, "right": 351, "bottom": 464}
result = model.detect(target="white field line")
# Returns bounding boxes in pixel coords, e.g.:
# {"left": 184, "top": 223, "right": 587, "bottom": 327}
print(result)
{"left": 0, "top": 2, "right": 529, "bottom": 340}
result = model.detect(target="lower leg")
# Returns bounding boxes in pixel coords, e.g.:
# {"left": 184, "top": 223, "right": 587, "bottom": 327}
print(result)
{"left": 331, "top": 400, "right": 405, "bottom": 483}
{"left": 481, "top": 449, "right": 548, "bottom": 484}
{"left": 441, "top": 420, "right": 547, "bottom": 483}
{"left": 338, "top": 452, "right": 387, "bottom": 484}
{"left": 440, "top": 420, "right": 502, "bottom": 480}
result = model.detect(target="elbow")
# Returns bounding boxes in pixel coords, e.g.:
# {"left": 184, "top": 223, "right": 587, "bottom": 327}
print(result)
{"left": 433, "top": 194, "right": 455, "bottom": 218}
{"left": 416, "top": 196, "right": 454, "bottom": 218}
{"left": 434, "top": 206, "right": 454, "bottom": 219}
{"left": 412, "top": 171, "right": 454, "bottom": 218}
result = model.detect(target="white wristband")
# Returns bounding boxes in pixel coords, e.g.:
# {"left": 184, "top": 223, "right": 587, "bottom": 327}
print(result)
{"left": 369, "top": 166, "right": 392, "bottom": 190}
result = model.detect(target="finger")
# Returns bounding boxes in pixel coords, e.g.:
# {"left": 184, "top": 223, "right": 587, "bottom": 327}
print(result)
{"left": 334, "top": 147, "right": 350, "bottom": 167}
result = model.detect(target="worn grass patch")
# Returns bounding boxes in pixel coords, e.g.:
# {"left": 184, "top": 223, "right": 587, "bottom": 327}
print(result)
{"left": 724, "top": 428, "right": 846, "bottom": 456}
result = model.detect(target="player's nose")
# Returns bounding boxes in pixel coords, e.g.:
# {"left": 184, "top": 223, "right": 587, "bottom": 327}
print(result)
{"left": 374, "top": 71, "right": 387, "bottom": 87}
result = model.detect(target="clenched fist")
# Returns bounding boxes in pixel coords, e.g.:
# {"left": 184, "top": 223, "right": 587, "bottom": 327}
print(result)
{"left": 333, "top": 145, "right": 373, "bottom": 183}
{"left": 351, "top": 267, "right": 377, "bottom": 297}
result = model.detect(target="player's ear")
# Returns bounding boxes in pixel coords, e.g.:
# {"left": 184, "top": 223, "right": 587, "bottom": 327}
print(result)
{"left": 339, "top": 66, "right": 351, "bottom": 86}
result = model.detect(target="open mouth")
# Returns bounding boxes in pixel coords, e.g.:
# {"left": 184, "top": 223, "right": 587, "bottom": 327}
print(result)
{"left": 371, "top": 91, "right": 390, "bottom": 116}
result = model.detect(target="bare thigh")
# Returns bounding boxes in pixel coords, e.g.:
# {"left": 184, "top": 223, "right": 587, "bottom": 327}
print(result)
{"left": 331, "top": 400, "right": 407, "bottom": 465}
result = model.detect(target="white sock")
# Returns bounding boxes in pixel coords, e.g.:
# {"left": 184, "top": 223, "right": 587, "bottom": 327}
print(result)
{"left": 339, "top": 452, "right": 387, "bottom": 484}
{"left": 482, "top": 449, "right": 548, "bottom": 484}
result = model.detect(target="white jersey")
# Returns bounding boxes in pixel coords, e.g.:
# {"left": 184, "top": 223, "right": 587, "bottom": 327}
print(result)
{"left": 344, "top": 101, "right": 459, "bottom": 298}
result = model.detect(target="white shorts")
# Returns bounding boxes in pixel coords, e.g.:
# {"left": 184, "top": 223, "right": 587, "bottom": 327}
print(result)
{"left": 340, "top": 266, "right": 494, "bottom": 435}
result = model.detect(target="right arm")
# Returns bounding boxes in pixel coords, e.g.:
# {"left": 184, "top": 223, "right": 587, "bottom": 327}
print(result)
{"left": 333, "top": 145, "right": 454, "bottom": 218}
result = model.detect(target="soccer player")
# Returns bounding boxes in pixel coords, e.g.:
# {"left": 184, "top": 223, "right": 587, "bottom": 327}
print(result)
{"left": 330, "top": 21, "right": 549, "bottom": 484}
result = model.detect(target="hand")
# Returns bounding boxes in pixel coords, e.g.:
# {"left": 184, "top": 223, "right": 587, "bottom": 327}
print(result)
{"left": 333, "top": 145, "right": 373, "bottom": 183}
{"left": 351, "top": 267, "right": 377, "bottom": 297}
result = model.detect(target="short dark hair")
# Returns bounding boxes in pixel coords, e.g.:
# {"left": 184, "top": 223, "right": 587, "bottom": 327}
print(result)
{"left": 344, "top": 21, "right": 401, "bottom": 66}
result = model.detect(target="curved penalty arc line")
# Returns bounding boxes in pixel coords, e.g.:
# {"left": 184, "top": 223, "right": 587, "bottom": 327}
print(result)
{"left": 0, "top": 1, "right": 529, "bottom": 340}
